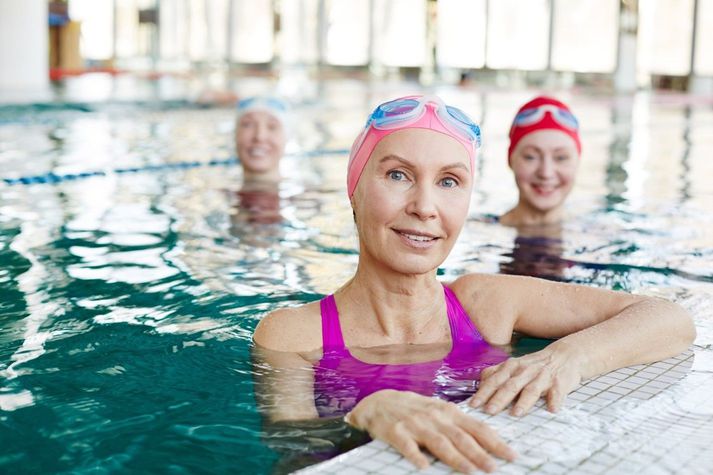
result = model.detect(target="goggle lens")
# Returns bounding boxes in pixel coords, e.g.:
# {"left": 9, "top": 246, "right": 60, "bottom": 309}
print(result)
{"left": 513, "top": 105, "right": 578, "bottom": 131}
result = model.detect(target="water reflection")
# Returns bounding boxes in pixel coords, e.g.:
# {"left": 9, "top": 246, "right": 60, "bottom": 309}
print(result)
{"left": 499, "top": 224, "right": 569, "bottom": 281}
{"left": 230, "top": 179, "right": 283, "bottom": 227}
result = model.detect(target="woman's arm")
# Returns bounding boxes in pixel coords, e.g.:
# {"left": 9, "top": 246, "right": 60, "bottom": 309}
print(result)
{"left": 252, "top": 344, "right": 320, "bottom": 421}
{"left": 455, "top": 274, "right": 696, "bottom": 415}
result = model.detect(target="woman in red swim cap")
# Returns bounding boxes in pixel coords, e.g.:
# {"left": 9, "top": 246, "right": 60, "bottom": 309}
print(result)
{"left": 500, "top": 96, "right": 581, "bottom": 227}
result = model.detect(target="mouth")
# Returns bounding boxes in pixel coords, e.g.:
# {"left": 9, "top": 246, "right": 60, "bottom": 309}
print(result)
{"left": 392, "top": 228, "right": 441, "bottom": 249}
{"left": 531, "top": 183, "right": 560, "bottom": 196}
{"left": 246, "top": 146, "right": 270, "bottom": 158}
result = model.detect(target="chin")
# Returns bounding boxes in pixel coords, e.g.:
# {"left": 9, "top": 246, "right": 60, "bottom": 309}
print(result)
{"left": 385, "top": 253, "right": 443, "bottom": 276}
{"left": 243, "top": 160, "right": 277, "bottom": 174}
{"left": 527, "top": 194, "right": 566, "bottom": 212}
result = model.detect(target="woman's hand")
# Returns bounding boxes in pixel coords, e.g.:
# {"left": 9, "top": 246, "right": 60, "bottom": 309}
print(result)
{"left": 346, "top": 390, "right": 516, "bottom": 473}
{"left": 469, "top": 342, "right": 584, "bottom": 416}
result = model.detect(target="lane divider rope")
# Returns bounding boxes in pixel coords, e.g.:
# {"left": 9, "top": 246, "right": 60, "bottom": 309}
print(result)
{"left": 2, "top": 149, "right": 350, "bottom": 186}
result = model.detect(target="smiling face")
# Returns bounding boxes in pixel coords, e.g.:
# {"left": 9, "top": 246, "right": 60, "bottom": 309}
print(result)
{"left": 351, "top": 128, "right": 473, "bottom": 276}
{"left": 509, "top": 129, "right": 579, "bottom": 214}
{"left": 235, "top": 110, "right": 286, "bottom": 176}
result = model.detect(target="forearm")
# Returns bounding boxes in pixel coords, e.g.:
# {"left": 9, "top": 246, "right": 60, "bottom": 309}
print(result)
{"left": 551, "top": 297, "right": 696, "bottom": 381}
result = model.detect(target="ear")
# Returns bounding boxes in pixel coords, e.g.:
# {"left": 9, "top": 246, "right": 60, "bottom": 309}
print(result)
{"left": 350, "top": 196, "right": 357, "bottom": 224}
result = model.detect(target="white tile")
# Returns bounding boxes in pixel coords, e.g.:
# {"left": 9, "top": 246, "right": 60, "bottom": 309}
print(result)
{"left": 336, "top": 467, "right": 366, "bottom": 475}
{"left": 420, "top": 462, "right": 450, "bottom": 474}
{"left": 594, "top": 376, "right": 620, "bottom": 386}
{"left": 644, "top": 380, "right": 671, "bottom": 390}
{"left": 624, "top": 375, "right": 650, "bottom": 385}
{"left": 586, "top": 381, "right": 610, "bottom": 391}
{"left": 577, "top": 385, "right": 600, "bottom": 396}
{"left": 352, "top": 458, "right": 384, "bottom": 472}
{"left": 607, "top": 385, "right": 631, "bottom": 396}
{"left": 373, "top": 451, "right": 402, "bottom": 464}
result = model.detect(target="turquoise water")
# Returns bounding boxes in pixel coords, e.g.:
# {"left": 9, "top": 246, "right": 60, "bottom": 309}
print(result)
{"left": 1, "top": 86, "right": 712, "bottom": 474}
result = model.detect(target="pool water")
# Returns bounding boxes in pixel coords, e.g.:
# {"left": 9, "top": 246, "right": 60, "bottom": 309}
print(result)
{"left": 1, "top": 81, "right": 712, "bottom": 474}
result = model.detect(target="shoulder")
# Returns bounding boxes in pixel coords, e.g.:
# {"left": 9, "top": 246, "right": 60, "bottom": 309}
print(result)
{"left": 450, "top": 272, "right": 541, "bottom": 296}
{"left": 448, "top": 273, "right": 543, "bottom": 343}
{"left": 253, "top": 300, "right": 323, "bottom": 352}
{"left": 498, "top": 209, "right": 517, "bottom": 227}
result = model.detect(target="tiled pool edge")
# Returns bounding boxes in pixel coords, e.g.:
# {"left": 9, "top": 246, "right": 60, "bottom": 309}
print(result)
{"left": 297, "top": 349, "right": 713, "bottom": 474}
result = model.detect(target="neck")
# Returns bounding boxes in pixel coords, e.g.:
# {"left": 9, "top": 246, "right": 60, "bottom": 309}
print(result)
{"left": 243, "top": 168, "right": 281, "bottom": 183}
{"left": 336, "top": 252, "right": 445, "bottom": 344}
{"left": 501, "top": 200, "right": 564, "bottom": 227}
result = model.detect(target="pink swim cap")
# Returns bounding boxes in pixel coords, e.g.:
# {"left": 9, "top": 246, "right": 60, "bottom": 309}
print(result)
{"left": 347, "top": 95, "right": 480, "bottom": 198}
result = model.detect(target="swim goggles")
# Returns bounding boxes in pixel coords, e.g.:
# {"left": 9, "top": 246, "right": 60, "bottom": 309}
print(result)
{"left": 361, "top": 95, "right": 482, "bottom": 148}
{"left": 236, "top": 96, "right": 288, "bottom": 112}
{"left": 511, "top": 104, "right": 579, "bottom": 131}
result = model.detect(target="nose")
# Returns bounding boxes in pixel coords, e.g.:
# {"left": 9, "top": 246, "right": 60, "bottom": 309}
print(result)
{"left": 254, "top": 123, "right": 268, "bottom": 141}
{"left": 406, "top": 182, "right": 438, "bottom": 221}
{"left": 536, "top": 155, "right": 555, "bottom": 179}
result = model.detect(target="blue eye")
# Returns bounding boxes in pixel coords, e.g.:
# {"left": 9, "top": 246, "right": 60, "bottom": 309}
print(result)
{"left": 440, "top": 177, "right": 458, "bottom": 188}
{"left": 388, "top": 170, "right": 406, "bottom": 181}
{"left": 555, "top": 154, "right": 570, "bottom": 162}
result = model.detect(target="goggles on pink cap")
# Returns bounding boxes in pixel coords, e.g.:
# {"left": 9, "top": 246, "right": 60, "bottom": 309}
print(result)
{"left": 347, "top": 95, "right": 481, "bottom": 198}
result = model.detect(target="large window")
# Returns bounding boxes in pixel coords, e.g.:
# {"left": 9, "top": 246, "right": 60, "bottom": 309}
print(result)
{"left": 551, "top": 0, "right": 619, "bottom": 73}
{"left": 694, "top": 0, "right": 713, "bottom": 75}
{"left": 486, "top": 0, "right": 550, "bottom": 70}
{"left": 436, "top": 0, "right": 486, "bottom": 69}
{"left": 230, "top": 0, "right": 273, "bottom": 63}
{"left": 69, "top": 0, "right": 114, "bottom": 60}
{"left": 373, "top": 0, "right": 427, "bottom": 67}
{"left": 638, "top": 0, "right": 695, "bottom": 76}
{"left": 280, "top": 0, "right": 319, "bottom": 64}
{"left": 68, "top": 0, "right": 713, "bottom": 81}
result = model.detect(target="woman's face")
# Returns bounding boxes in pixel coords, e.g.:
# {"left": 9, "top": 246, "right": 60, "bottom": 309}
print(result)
{"left": 235, "top": 110, "right": 286, "bottom": 175}
{"left": 509, "top": 129, "right": 579, "bottom": 213}
{"left": 351, "top": 128, "right": 473, "bottom": 275}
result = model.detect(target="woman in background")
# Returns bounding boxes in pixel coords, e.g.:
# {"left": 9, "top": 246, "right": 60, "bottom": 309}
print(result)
{"left": 500, "top": 96, "right": 581, "bottom": 227}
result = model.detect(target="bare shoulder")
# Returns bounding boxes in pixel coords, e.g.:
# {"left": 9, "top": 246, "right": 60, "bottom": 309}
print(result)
{"left": 450, "top": 272, "right": 540, "bottom": 300}
{"left": 448, "top": 273, "right": 541, "bottom": 343}
{"left": 253, "top": 300, "right": 323, "bottom": 352}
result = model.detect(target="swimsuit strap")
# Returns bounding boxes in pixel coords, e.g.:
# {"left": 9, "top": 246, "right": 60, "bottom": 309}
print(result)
{"left": 320, "top": 294, "right": 347, "bottom": 352}
{"left": 443, "top": 285, "right": 485, "bottom": 345}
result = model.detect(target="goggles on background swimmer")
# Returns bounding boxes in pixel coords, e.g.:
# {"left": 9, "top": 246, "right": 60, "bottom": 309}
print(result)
{"left": 236, "top": 96, "right": 288, "bottom": 112}
{"left": 359, "top": 95, "right": 482, "bottom": 149}
{"left": 511, "top": 104, "right": 579, "bottom": 131}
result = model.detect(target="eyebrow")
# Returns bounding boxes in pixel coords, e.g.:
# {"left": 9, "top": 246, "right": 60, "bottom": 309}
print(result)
{"left": 378, "top": 154, "right": 470, "bottom": 172}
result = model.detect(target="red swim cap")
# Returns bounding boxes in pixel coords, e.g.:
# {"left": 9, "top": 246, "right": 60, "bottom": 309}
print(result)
{"left": 508, "top": 96, "right": 581, "bottom": 158}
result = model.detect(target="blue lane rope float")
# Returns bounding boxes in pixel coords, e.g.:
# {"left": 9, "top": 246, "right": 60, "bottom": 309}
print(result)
{"left": 1, "top": 149, "right": 350, "bottom": 186}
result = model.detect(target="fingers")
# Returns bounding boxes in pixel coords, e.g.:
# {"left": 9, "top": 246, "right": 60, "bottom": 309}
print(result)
{"left": 510, "top": 370, "right": 550, "bottom": 416}
{"left": 422, "top": 433, "right": 479, "bottom": 474}
{"left": 545, "top": 379, "right": 567, "bottom": 413}
{"left": 469, "top": 362, "right": 513, "bottom": 408}
{"left": 386, "top": 425, "right": 430, "bottom": 470}
{"left": 480, "top": 364, "right": 541, "bottom": 414}
{"left": 380, "top": 402, "right": 517, "bottom": 474}
{"left": 459, "top": 416, "right": 517, "bottom": 463}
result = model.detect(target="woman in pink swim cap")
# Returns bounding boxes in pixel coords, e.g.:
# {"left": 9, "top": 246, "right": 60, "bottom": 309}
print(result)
{"left": 501, "top": 96, "right": 581, "bottom": 227}
{"left": 253, "top": 95, "right": 694, "bottom": 473}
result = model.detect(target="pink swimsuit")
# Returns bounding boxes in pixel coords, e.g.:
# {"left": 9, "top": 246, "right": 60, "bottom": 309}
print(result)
{"left": 313, "top": 285, "right": 508, "bottom": 417}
